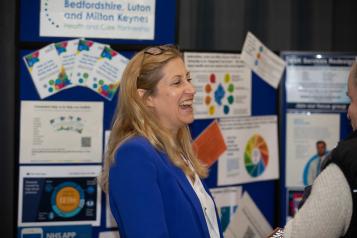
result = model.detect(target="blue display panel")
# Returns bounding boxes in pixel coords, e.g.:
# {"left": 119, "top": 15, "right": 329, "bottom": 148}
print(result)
{"left": 20, "top": 47, "right": 279, "bottom": 234}
{"left": 279, "top": 52, "right": 356, "bottom": 226}
{"left": 18, "top": 0, "right": 279, "bottom": 228}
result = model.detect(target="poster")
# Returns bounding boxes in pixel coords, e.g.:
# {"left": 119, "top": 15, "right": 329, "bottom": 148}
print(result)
{"left": 241, "top": 32, "right": 285, "bottom": 89}
{"left": 192, "top": 120, "right": 227, "bottom": 167}
{"left": 18, "top": 225, "right": 92, "bottom": 238}
{"left": 184, "top": 52, "right": 251, "bottom": 119}
{"left": 23, "top": 44, "right": 71, "bottom": 99}
{"left": 86, "top": 47, "right": 128, "bottom": 100}
{"left": 286, "top": 189, "right": 304, "bottom": 221}
{"left": 99, "top": 231, "right": 120, "bottom": 238}
{"left": 285, "top": 54, "right": 354, "bottom": 110}
{"left": 105, "top": 196, "right": 118, "bottom": 228}
{"left": 18, "top": 166, "right": 102, "bottom": 227}
{"left": 40, "top": 0, "right": 156, "bottom": 40}
{"left": 20, "top": 101, "right": 103, "bottom": 164}
{"left": 285, "top": 113, "right": 340, "bottom": 187}
{"left": 72, "top": 40, "right": 107, "bottom": 87}
{"left": 225, "top": 192, "right": 272, "bottom": 238}
{"left": 55, "top": 39, "right": 80, "bottom": 82}
{"left": 209, "top": 186, "right": 242, "bottom": 235}
{"left": 217, "top": 116, "right": 279, "bottom": 185}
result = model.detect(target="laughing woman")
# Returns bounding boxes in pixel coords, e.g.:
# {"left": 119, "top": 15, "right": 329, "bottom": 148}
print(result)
{"left": 101, "top": 45, "right": 223, "bottom": 238}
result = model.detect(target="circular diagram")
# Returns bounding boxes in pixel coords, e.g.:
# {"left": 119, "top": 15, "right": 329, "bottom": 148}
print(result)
{"left": 244, "top": 134, "right": 269, "bottom": 177}
{"left": 51, "top": 182, "right": 85, "bottom": 218}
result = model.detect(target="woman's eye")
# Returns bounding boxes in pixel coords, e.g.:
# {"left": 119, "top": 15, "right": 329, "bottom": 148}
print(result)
{"left": 173, "top": 80, "right": 181, "bottom": 85}
{"left": 187, "top": 77, "right": 192, "bottom": 83}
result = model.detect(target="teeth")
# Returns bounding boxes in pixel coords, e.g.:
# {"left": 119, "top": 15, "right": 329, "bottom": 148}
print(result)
{"left": 180, "top": 100, "right": 193, "bottom": 106}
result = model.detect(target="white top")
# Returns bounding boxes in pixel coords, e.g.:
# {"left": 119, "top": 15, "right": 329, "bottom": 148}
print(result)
{"left": 183, "top": 157, "right": 220, "bottom": 238}
{"left": 284, "top": 163, "right": 353, "bottom": 238}
{"left": 187, "top": 173, "right": 221, "bottom": 238}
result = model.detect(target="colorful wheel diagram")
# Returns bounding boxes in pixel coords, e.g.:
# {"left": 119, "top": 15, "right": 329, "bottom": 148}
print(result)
{"left": 244, "top": 134, "right": 269, "bottom": 177}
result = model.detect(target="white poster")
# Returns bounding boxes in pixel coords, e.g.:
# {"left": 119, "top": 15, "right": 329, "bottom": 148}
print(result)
{"left": 40, "top": 0, "right": 156, "bottom": 40}
{"left": 54, "top": 39, "right": 80, "bottom": 82}
{"left": 72, "top": 40, "right": 107, "bottom": 87}
{"left": 23, "top": 44, "right": 71, "bottom": 99}
{"left": 225, "top": 192, "right": 272, "bottom": 238}
{"left": 20, "top": 101, "right": 103, "bottom": 164}
{"left": 99, "top": 231, "right": 120, "bottom": 238}
{"left": 209, "top": 186, "right": 242, "bottom": 236}
{"left": 286, "top": 113, "right": 340, "bottom": 187}
{"left": 104, "top": 130, "right": 111, "bottom": 152}
{"left": 87, "top": 47, "right": 128, "bottom": 100}
{"left": 285, "top": 55, "right": 353, "bottom": 104}
{"left": 217, "top": 116, "right": 279, "bottom": 185}
{"left": 106, "top": 196, "right": 118, "bottom": 228}
{"left": 184, "top": 52, "right": 251, "bottom": 119}
{"left": 241, "top": 32, "right": 285, "bottom": 89}
{"left": 18, "top": 165, "right": 102, "bottom": 227}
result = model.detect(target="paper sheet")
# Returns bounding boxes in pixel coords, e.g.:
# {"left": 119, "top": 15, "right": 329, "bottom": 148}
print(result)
{"left": 18, "top": 165, "right": 102, "bottom": 227}
{"left": 23, "top": 44, "right": 71, "bottom": 99}
{"left": 285, "top": 113, "right": 340, "bottom": 187}
{"left": 87, "top": 47, "right": 128, "bottom": 100}
{"left": 225, "top": 192, "right": 272, "bottom": 238}
{"left": 20, "top": 101, "right": 103, "bottom": 164}
{"left": 209, "top": 186, "right": 242, "bottom": 235}
{"left": 184, "top": 52, "right": 251, "bottom": 119}
{"left": 241, "top": 32, "right": 285, "bottom": 89}
{"left": 218, "top": 116, "right": 279, "bottom": 185}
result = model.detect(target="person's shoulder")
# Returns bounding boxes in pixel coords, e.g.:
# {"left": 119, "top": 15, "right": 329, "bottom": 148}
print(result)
{"left": 120, "top": 136, "right": 152, "bottom": 148}
{"left": 331, "top": 133, "right": 357, "bottom": 171}
{"left": 116, "top": 136, "right": 158, "bottom": 158}
{"left": 336, "top": 133, "right": 357, "bottom": 155}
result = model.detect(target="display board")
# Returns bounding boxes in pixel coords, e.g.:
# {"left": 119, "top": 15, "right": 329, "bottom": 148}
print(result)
{"left": 16, "top": 0, "right": 279, "bottom": 237}
{"left": 279, "top": 52, "right": 356, "bottom": 226}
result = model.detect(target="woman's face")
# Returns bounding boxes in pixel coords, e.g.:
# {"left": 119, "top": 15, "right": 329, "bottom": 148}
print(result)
{"left": 146, "top": 57, "right": 196, "bottom": 134}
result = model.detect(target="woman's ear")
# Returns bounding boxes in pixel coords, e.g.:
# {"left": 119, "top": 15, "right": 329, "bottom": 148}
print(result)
{"left": 137, "top": 89, "right": 154, "bottom": 107}
{"left": 137, "top": 88, "right": 146, "bottom": 98}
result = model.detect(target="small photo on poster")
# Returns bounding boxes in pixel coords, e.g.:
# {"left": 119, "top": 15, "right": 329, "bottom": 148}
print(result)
{"left": 18, "top": 166, "right": 102, "bottom": 227}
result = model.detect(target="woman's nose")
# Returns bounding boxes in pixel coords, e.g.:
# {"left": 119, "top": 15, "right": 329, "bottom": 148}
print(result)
{"left": 185, "top": 81, "right": 196, "bottom": 94}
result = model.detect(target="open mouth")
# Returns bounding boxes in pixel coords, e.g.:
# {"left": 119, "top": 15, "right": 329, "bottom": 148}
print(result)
{"left": 179, "top": 99, "right": 193, "bottom": 109}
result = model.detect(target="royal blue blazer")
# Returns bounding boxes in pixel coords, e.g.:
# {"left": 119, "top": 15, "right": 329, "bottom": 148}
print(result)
{"left": 109, "top": 136, "right": 223, "bottom": 238}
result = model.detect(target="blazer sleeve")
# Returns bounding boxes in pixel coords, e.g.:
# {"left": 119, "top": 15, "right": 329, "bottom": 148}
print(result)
{"left": 109, "top": 140, "right": 169, "bottom": 238}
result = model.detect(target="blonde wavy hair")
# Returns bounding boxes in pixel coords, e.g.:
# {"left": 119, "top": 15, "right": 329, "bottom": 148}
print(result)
{"left": 101, "top": 45, "right": 208, "bottom": 192}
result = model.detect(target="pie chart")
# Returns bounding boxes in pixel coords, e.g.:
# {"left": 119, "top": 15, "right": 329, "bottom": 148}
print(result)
{"left": 244, "top": 134, "right": 269, "bottom": 177}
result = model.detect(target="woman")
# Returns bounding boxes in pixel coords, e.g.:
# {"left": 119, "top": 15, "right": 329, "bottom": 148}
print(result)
{"left": 101, "top": 45, "right": 223, "bottom": 238}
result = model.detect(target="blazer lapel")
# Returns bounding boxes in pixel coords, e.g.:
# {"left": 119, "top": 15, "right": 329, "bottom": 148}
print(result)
{"left": 171, "top": 165, "right": 211, "bottom": 238}
{"left": 157, "top": 151, "right": 210, "bottom": 237}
